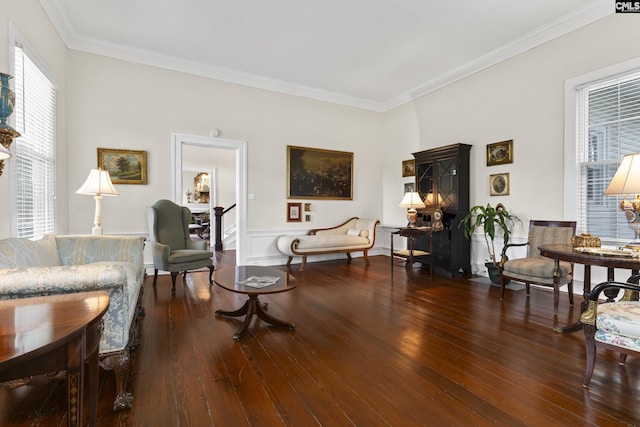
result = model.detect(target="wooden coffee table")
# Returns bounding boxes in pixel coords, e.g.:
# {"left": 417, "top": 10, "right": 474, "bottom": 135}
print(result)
{"left": 214, "top": 266, "right": 297, "bottom": 341}
{"left": 0, "top": 291, "right": 110, "bottom": 427}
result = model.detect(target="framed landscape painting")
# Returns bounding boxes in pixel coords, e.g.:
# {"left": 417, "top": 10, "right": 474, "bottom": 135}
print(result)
{"left": 98, "top": 148, "right": 147, "bottom": 185}
{"left": 287, "top": 146, "right": 353, "bottom": 200}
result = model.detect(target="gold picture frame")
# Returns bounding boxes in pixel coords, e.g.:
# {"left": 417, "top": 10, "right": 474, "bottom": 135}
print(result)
{"left": 486, "top": 140, "right": 513, "bottom": 166}
{"left": 287, "top": 146, "right": 353, "bottom": 200}
{"left": 97, "top": 148, "right": 147, "bottom": 185}
{"left": 402, "top": 159, "right": 415, "bottom": 177}
{"left": 490, "top": 173, "right": 510, "bottom": 196}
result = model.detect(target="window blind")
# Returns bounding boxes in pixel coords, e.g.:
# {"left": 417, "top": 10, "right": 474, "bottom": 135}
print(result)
{"left": 13, "top": 45, "right": 56, "bottom": 240}
{"left": 577, "top": 71, "right": 640, "bottom": 243}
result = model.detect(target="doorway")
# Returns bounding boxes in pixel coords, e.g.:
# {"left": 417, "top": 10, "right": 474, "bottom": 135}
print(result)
{"left": 171, "top": 133, "right": 247, "bottom": 264}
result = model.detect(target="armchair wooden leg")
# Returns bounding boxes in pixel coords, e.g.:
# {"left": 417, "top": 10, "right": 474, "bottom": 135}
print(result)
{"left": 346, "top": 253, "right": 352, "bottom": 263}
{"left": 553, "top": 286, "right": 560, "bottom": 315}
{"left": 620, "top": 353, "right": 628, "bottom": 365}
{"left": 287, "top": 256, "right": 293, "bottom": 266}
{"left": 583, "top": 323, "right": 597, "bottom": 387}
{"left": 363, "top": 250, "right": 370, "bottom": 266}
{"left": 170, "top": 272, "right": 179, "bottom": 292}
{"left": 299, "top": 256, "right": 307, "bottom": 271}
{"left": 499, "top": 275, "right": 507, "bottom": 301}
{"left": 152, "top": 269, "right": 159, "bottom": 287}
{"left": 208, "top": 265, "right": 214, "bottom": 284}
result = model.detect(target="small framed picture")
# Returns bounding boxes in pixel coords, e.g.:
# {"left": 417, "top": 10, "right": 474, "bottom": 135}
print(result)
{"left": 287, "top": 202, "right": 302, "bottom": 222}
{"left": 305, "top": 214, "right": 311, "bottom": 222}
{"left": 404, "top": 182, "right": 415, "bottom": 193}
{"left": 304, "top": 203, "right": 312, "bottom": 212}
{"left": 402, "top": 159, "right": 415, "bottom": 177}
{"left": 490, "top": 173, "right": 510, "bottom": 196}
{"left": 486, "top": 140, "right": 513, "bottom": 166}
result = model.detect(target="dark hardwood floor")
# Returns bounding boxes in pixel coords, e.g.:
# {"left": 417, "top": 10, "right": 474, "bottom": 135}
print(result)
{"left": 2, "top": 252, "right": 640, "bottom": 426}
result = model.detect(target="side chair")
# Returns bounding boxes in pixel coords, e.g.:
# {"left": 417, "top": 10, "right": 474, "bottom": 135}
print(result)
{"left": 581, "top": 274, "right": 640, "bottom": 387}
{"left": 499, "top": 220, "right": 576, "bottom": 315}
{"left": 147, "top": 199, "right": 214, "bottom": 292}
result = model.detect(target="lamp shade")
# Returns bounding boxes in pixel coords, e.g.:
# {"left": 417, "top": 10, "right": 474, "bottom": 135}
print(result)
{"left": 604, "top": 153, "right": 640, "bottom": 195}
{"left": 76, "top": 169, "right": 119, "bottom": 196}
{"left": 399, "top": 192, "right": 426, "bottom": 209}
{"left": 0, "top": 144, "right": 10, "bottom": 160}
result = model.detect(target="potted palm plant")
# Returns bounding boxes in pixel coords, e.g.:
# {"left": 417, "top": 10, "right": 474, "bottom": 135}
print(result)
{"left": 459, "top": 203, "right": 520, "bottom": 284}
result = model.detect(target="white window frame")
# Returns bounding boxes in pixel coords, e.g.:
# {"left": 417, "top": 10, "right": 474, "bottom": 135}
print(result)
{"left": 9, "top": 25, "right": 57, "bottom": 239}
{"left": 565, "top": 56, "right": 640, "bottom": 246}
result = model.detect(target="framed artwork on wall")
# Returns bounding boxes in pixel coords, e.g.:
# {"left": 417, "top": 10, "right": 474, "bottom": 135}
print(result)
{"left": 486, "top": 140, "right": 513, "bottom": 166}
{"left": 404, "top": 182, "right": 415, "bottom": 193}
{"left": 97, "top": 148, "right": 147, "bottom": 185}
{"left": 402, "top": 159, "right": 415, "bottom": 177}
{"left": 287, "top": 146, "right": 353, "bottom": 200}
{"left": 490, "top": 173, "right": 510, "bottom": 196}
{"left": 287, "top": 202, "right": 302, "bottom": 222}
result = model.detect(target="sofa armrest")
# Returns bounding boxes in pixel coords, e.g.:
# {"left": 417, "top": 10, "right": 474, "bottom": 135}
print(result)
{"left": 310, "top": 217, "right": 359, "bottom": 236}
{"left": 0, "top": 263, "right": 127, "bottom": 299}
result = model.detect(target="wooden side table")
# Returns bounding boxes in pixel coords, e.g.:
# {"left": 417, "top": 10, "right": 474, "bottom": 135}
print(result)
{"left": 391, "top": 227, "right": 434, "bottom": 280}
{"left": 0, "top": 291, "right": 110, "bottom": 427}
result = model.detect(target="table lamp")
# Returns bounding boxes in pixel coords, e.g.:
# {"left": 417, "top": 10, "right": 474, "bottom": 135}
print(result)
{"left": 399, "top": 192, "right": 425, "bottom": 227}
{"left": 604, "top": 152, "right": 640, "bottom": 248}
{"left": 76, "top": 169, "right": 119, "bottom": 235}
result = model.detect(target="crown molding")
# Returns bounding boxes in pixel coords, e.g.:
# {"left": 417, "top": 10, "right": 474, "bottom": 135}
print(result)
{"left": 383, "top": 0, "right": 613, "bottom": 111}
{"left": 40, "top": 0, "right": 612, "bottom": 113}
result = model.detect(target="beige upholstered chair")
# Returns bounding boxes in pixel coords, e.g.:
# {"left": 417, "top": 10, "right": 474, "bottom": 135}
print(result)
{"left": 147, "top": 199, "right": 214, "bottom": 292}
{"left": 499, "top": 220, "right": 576, "bottom": 314}
{"left": 581, "top": 274, "right": 640, "bottom": 387}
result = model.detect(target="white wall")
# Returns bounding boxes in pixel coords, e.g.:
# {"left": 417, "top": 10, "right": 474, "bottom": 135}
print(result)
{"left": 381, "top": 14, "right": 640, "bottom": 278}
{"left": 65, "top": 51, "right": 384, "bottom": 249}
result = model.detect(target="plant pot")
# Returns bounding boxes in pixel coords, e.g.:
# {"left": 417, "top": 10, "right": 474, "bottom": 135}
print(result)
{"left": 485, "top": 262, "right": 509, "bottom": 285}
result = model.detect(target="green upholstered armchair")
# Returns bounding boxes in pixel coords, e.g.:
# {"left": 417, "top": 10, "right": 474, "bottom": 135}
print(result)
{"left": 147, "top": 199, "right": 214, "bottom": 292}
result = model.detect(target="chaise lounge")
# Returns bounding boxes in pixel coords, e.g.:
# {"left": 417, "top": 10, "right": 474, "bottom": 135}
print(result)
{"left": 276, "top": 217, "right": 379, "bottom": 271}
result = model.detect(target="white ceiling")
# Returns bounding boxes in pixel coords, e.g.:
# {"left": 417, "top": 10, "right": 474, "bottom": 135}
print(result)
{"left": 39, "top": 0, "right": 611, "bottom": 112}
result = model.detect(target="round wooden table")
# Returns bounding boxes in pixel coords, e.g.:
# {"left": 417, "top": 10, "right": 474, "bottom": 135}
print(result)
{"left": 214, "top": 266, "right": 297, "bottom": 341}
{"left": 538, "top": 244, "right": 640, "bottom": 333}
{"left": 0, "top": 291, "right": 110, "bottom": 427}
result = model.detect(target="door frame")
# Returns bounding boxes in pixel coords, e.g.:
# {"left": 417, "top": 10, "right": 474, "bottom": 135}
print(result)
{"left": 171, "top": 133, "right": 247, "bottom": 264}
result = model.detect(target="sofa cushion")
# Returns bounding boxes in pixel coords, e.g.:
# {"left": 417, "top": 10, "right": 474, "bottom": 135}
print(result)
{"left": 294, "top": 235, "right": 369, "bottom": 251}
{"left": 503, "top": 258, "right": 571, "bottom": 279}
{"left": 0, "top": 235, "right": 60, "bottom": 269}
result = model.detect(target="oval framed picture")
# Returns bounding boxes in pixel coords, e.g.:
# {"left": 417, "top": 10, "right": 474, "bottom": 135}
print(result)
{"left": 490, "top": 173, "right": 509, "bottom": 196}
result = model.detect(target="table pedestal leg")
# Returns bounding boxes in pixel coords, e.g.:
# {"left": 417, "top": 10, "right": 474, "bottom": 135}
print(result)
{"left": 216, "top": 295, "right": 295, "bottom": 342}
{"left": 555, "top": 264, "right": 591, "bottom": 334}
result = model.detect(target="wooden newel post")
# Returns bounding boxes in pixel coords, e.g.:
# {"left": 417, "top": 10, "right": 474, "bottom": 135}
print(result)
{"left": 214, "top": 206, "right": 224, "bottom": 251}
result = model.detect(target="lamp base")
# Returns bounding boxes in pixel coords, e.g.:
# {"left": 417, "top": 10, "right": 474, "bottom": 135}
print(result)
{"left": 406, "top": 208, "right": 418, "bottom": 228}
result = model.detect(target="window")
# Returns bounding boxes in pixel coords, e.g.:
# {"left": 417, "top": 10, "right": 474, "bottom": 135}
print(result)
{"left": 575, "top": 70, "right": 640, "bottom": 243}
{"left": 12, "top": 44, "right": 56, "bottom": 239}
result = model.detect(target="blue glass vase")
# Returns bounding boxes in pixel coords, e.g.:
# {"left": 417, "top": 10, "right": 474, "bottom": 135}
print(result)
{"left": 0, "top": 73, "right": 16, "bottom": 131}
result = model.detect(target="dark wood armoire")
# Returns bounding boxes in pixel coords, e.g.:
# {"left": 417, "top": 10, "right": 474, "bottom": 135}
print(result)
{"left": 413, "top": 143, "right": 471, "bottom": 277}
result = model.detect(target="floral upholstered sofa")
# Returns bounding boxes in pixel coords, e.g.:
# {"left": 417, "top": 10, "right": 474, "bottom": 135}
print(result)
{"left": 0, "top": 234, "right": 146, "bottom": 411}
{"left": 276, "top": 217, "right": 379, "bottom": 271}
